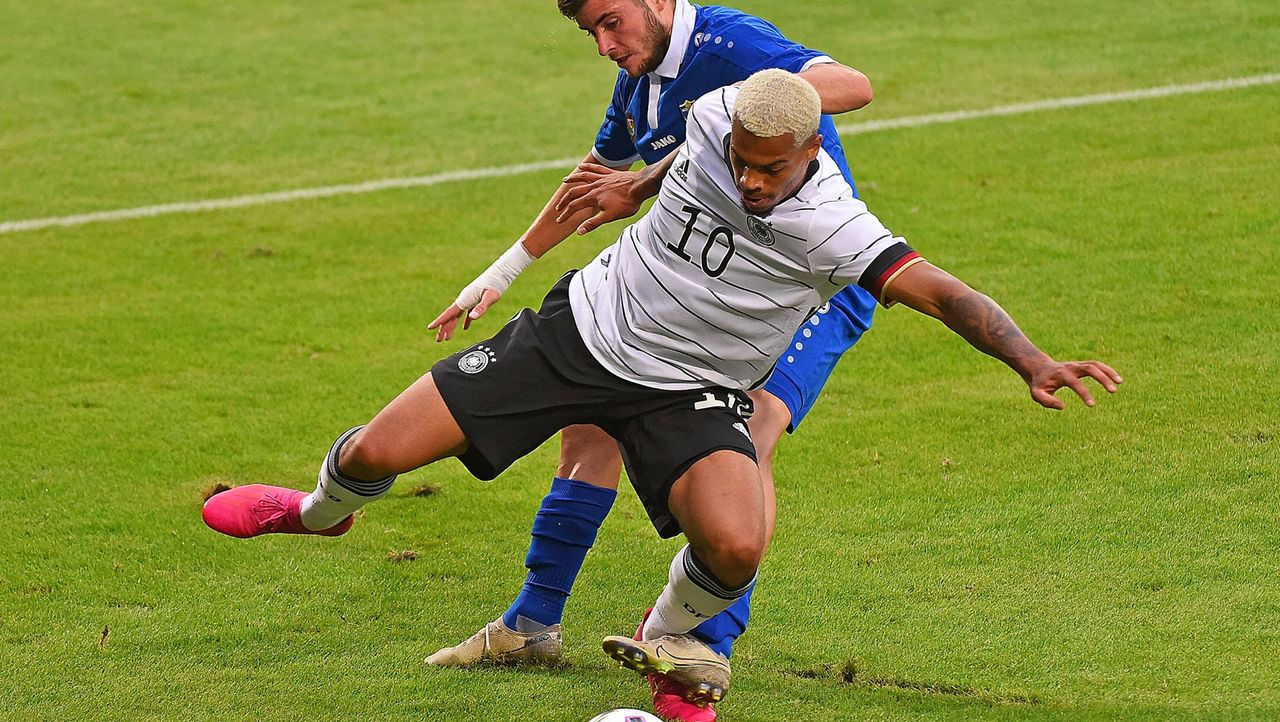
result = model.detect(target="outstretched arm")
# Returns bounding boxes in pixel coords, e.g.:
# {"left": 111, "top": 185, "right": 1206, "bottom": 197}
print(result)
{"left": 882, "top": 261, "right": 1123, "bottom": 409}
{"left": 427, "top": 152, "right": 632, "bottom": 341}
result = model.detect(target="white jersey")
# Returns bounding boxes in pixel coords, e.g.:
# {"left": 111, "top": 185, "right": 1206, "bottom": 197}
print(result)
{"left": 569, "top": 86, "right": 923, "bottom": 391}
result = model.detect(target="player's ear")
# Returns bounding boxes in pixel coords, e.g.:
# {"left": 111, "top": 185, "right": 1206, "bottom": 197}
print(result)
{"left": 806, "top": 133, "right": 822, "bottom": 161}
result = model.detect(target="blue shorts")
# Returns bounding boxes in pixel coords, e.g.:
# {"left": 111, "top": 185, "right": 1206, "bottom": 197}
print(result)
{"left": 762, "top": 285, "right": 877, "bottom": 432}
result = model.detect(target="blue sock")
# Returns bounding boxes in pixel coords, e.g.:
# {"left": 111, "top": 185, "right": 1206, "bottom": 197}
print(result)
{"left": 503, "top": 477, "right": 616, "bottom": 631}
{"left": 690, "top": 581, "right": 754, "bottom": 658}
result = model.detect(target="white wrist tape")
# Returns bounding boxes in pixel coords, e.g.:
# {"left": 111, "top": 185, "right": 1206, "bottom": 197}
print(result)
{"left": 454, "top": 242, "right": 536, "bottom": 310}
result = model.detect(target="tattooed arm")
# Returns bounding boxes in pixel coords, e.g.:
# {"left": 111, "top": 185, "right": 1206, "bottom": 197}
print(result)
{"left": 881, "top": 262, "right": 1123, "bottom": 409}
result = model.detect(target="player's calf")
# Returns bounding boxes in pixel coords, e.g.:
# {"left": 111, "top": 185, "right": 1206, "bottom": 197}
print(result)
{"left": 299, "top": 426, "right": 397, "bottom": 530}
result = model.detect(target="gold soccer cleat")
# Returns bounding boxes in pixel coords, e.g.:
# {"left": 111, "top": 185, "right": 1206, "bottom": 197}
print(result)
{"left": 425, "top": 617, "right": 563, "bottom": 667}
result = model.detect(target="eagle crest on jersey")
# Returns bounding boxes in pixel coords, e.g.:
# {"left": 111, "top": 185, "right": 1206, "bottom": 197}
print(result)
{"left": 746, "top": 216, "right": 775, "bottom": 246}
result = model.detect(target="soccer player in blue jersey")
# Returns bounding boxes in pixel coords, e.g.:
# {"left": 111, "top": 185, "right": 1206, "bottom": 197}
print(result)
{"left": 428, "top": 1, "right": 874, "bottom": 718}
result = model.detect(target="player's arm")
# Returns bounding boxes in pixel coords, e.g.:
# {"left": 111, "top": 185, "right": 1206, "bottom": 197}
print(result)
{"left": 427, "top": 152, "right": 629, "bottom": 342}
{"left": 554, "top": 148, "right": 681, "bottom": 236}
{"left": 881, "top": 261, "right": 1123, "bottom": 409}
{"left": 797, "top": 61, "right": 873, "bottom": 114}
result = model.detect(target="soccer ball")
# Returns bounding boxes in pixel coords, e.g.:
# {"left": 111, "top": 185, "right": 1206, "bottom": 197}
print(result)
{"left": 587, "top": 710, "right": 662, "bottom": 722}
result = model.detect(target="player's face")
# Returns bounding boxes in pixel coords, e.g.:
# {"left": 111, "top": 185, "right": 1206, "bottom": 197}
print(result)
{"left": 729, "top": 119, "right": 822, "bottom": 216}
{"left": 575, "top": 0, "right": 671, "bottom": 78}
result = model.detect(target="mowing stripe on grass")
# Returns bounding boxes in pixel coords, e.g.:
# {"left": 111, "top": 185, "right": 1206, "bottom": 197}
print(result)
{"left": 2, "top": 73, "right": 1276, "bottom": 235}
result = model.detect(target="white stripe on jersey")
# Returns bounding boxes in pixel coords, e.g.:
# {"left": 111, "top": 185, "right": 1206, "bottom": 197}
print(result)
{"left": 570, "top": 86, "right": 910, "bottom": 391}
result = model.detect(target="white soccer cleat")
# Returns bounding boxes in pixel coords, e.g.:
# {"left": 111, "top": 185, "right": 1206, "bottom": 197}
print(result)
{"left": 425, "top": 617, "right": 563, "bottom": 667}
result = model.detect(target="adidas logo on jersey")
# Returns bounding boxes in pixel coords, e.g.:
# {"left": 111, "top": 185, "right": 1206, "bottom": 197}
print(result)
{"left": 674, "top": 158, "right": 689, "bottom": 181}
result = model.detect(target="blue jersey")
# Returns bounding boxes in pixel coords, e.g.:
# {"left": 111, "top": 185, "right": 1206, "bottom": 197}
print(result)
{"left": 592, "top": 0, "right": 856, "bottom": 193}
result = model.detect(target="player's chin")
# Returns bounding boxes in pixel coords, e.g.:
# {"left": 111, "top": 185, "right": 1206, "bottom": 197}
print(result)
{"left": 615, "top": 56, "right": 640, "bottom": 77}
{"left": 742, "top": 196, "right": 775, "bottom": 215}
{"left": 623, "top": 55, "right": 658, "bottom": 78}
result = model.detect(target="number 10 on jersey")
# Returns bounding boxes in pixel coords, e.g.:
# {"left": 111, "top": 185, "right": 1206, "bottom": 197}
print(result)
{"left": 668, "top": 204, "right": 737, "bottom": 278}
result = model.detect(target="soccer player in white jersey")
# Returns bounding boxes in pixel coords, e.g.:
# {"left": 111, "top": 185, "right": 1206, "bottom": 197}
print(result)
{"left": 204, "top": 70, "right": 1121, "bottom": 721}
{"left": 424, "top": 3, "right": 878, "bottom": 716}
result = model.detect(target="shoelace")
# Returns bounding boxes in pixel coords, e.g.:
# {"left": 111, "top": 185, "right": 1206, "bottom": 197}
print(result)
{"left": 252, "top": 492, "right": 293, "bottom": 531}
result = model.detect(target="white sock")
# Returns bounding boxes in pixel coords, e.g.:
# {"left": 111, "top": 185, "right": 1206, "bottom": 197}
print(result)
{"left": 298, "top": 427, "right": 396, "bottom": 531}
{"left": 642, "top": 544, "right": 755, "bottom": 640}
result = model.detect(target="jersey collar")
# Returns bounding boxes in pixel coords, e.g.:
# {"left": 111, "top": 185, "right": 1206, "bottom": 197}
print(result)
{"left": 651, "top": 0, "right": 696, "bottom": 81}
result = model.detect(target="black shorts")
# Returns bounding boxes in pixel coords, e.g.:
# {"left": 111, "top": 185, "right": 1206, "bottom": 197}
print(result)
{"left": 432, "top": 272, "right": 756, "bottom": 538}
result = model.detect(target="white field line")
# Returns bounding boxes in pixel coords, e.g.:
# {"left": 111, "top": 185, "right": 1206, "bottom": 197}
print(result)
{"left": 834, "top": 73, "right": 1280, "bottom": 135}
{"left": 2, "top": 73, "right": 1276, "bottom": 235}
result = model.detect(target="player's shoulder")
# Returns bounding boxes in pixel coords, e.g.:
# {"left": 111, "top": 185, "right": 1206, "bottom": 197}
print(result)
{"left": 695, "top": 4, "right": 784, "bottom": 38}
{"left": 688, "top": 84, "right": 737, "bottom": 132}
{"left": 801, "top": 193, "right": 879, "bottom": 250}
{"left": 691, "top": 5, "right": 789, "bottom": 56}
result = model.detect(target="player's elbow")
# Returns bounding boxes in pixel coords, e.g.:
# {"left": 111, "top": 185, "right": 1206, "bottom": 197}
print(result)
{"left": 847, "top": 69, "right": 873, "bottom": 110}
{"left": 822, "top": 69, "right": 872, "bottom": 114}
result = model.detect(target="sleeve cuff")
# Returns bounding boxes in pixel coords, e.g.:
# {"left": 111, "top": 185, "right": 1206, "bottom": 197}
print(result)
{"left": 876, "top": 254, "right": 925, "bottom": 307}
{"left": 590, "top": 146, "right": 641, "bottom": 169}
{"left": 800, "top": 55, "right": 837, "bottom": 71}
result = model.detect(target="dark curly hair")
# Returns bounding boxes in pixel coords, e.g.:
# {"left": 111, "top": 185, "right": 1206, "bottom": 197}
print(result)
{"left": 557, "top": 0, "right": 588, "bottom": 18}
{"left": 558, "top": 0, "right": 646, "bottom": 19}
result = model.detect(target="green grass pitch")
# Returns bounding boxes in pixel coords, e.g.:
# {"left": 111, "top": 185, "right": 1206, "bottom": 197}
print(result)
{"left": 2, "top": 0, "right": 1278, "bottom": 719}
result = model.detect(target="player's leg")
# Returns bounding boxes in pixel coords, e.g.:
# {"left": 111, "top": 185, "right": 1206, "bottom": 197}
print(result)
{"left": 203, "top": 372, "right": 469, "bottom": 538}
{"left": 685, "top": 287, "right": 877, "bottom": 657}
{"left": 503, "top": 425, "right": 621, "bottom": 629}
{"left": 603, "top": 449, "right": 764, "bottom": 707}
{"left": 680, "top": 390, "right": 785, "bottom": 658}
{"left": 427, "top": 427, "right": 626, "bottom": 666}
{"left": 648, "top": 450, "right": 767, "bottom": 631}
{"left": 207, "top": 272, "right": 593, "bottom": 542}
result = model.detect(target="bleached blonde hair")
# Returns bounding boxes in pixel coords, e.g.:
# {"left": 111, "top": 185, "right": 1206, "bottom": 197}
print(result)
{"left": 733, "top": 69, "right": 821, "bottom": 147}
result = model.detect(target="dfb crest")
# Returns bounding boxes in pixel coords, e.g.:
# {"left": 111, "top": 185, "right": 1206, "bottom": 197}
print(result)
{"left": 458, "top": 345, "right": 496, "bottom": 374}
{"left": 746, "top": 215, "right": 775, "bottom": 246}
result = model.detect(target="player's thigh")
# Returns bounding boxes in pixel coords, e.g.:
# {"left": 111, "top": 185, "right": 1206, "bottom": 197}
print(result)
{"left": 345, "top": 371, "right": 469, "bottom": 476}
{"left": 746, "top": 389, "right": 789, "bottom": 463}
{"left": 557, "top": 424, "right": 624, "bottom": 489}
{"left": 667, "top": 449, "right": 766, "bottom": 585}
{"left": 610, "top": 387, "right": 756, "bottom": 538}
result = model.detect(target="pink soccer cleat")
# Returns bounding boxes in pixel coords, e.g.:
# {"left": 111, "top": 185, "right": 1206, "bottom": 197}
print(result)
{"left": 202, "top": 484, "right": 353, "bottom": 539}
{"left": 648, "top": 674, "right": 718, "bottom": 722}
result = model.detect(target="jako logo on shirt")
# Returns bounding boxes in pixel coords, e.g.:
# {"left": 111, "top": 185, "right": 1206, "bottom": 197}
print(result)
{"left": 458, "top": 345, "right": 496, "bottom": 374}
{"left": 650, "top": 134, "right": 678, "bottom": 150}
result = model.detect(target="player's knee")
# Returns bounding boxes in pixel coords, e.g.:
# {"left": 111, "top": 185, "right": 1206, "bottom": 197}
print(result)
{"left": 703, "top": 536, "right": 765, "bottom": 587}
{"left": 338, "top": 428, "right": 399, "bottom": 480}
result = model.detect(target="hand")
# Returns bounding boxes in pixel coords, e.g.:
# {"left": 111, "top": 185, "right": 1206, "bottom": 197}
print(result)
{"left": 426, "top": 288, "right": 502, "bottom": 342}
{"left": 1026, "top": 360, "right": 1123, "bottom": 409}
{"left": 555, "top": 162, "right": 644, "bottom": 235}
